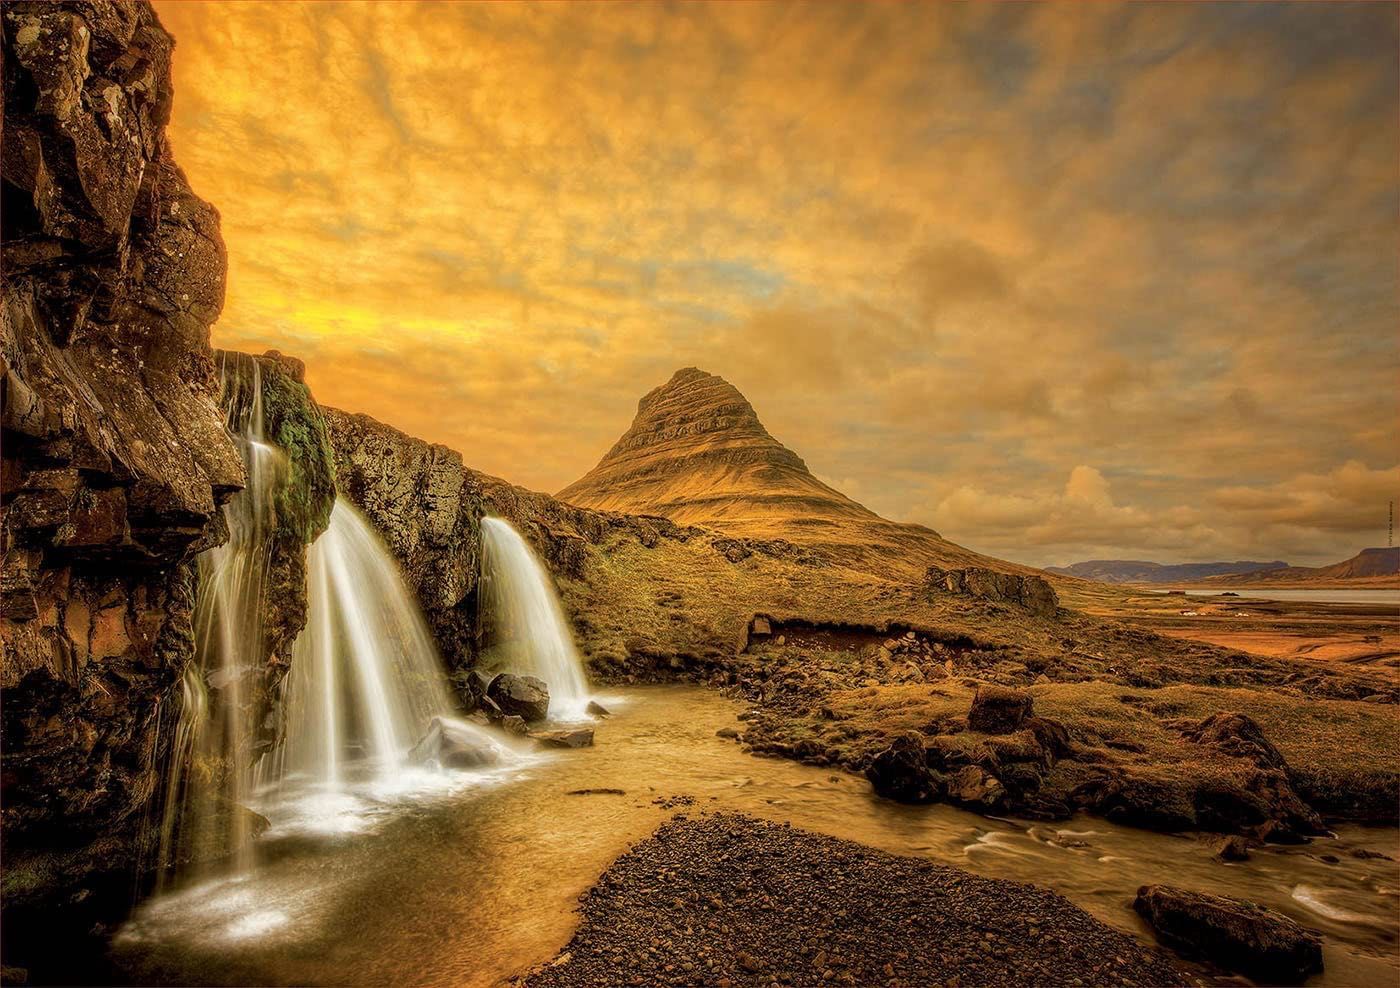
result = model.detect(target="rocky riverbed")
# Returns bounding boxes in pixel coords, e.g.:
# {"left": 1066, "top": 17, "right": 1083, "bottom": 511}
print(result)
{"left": 522, "top": 813, "right": 1188, "bottom": 988}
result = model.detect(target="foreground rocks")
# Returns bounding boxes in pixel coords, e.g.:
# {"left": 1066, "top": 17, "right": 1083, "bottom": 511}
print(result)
{"left": 1134, "top": 884, "right": 1323, "bottom": 985}
{"left": 408, "top": 717, "right": 503, "bottom": 769}
{"left": 523, "top": 813, "right": 1185, "bottom": 987}
{"left": 488, "top": 672, "right": 551, "bottom": 722}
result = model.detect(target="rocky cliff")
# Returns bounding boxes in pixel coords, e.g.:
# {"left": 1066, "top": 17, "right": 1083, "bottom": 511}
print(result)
{"left": 322, "top": 407, "right": 484, "bottom": 670}
{"left": 2, "top": 0, "right": 240, "bottom": 905}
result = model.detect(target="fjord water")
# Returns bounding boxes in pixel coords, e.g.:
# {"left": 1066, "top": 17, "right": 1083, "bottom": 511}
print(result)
{"left": 479, "top": 517, "right": 591, "bottom": 717}
{"left": 115, "top": 686, "right": 1399, "bottom": 988}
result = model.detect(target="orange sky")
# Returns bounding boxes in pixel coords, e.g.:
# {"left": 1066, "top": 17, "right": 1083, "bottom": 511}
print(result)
{"left": 155, "top": 1, "right": 1398, "bottom": 567}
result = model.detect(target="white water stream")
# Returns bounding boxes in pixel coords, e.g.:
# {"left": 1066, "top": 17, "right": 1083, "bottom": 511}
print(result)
{"left": 478, "top": 517, "right": 592, "bottom": 718}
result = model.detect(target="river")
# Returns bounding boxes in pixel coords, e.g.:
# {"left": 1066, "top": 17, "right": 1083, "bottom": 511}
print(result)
{"left": 109, "top": 686, "right": 1399, "bottom": 987}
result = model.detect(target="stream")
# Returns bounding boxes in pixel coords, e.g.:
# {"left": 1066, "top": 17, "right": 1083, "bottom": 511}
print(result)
{"left": 110, "top": 685, "right": 1399, "bottom": 987}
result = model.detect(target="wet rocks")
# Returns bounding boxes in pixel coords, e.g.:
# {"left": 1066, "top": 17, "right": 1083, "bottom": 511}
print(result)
{"left": 586, "top": 700, "right": 611, "bottom": 718}
{"left": 1214, "top": 835, "right": 1251, "bottom": 861}
{"left": 865, "top": 732, "right": 942, "bottom": 803}
{"left": 487, "top": 673, "right": 551, "bottom": 722}
{"left": 408, "top": 717, "right": 502, "bottom": 769}
{"left": 323, "top": 407, "right": 483, "bottom": 672}
{"left": 968, "top": 684, "right": 1034, "bottom": 734}
{"left": 533, "top": 728, "right": 594, "bottom": 749}
{"left": 1133, "top": 884, "right": 1323, "bottom": 984}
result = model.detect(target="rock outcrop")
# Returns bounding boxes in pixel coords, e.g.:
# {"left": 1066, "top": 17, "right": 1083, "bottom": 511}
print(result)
{"left": 967, "top": 684, "right": 1034, "bottom": 734}
{"left": 924, "top": 565, "right": 1059, "bottom": 617}
{"left": 1, "top": 0, "right": 239, "bottom": 907}
{"left": 557, "top": 367, "right": 876, "bottom": 529}
{"left": 211, "top": 349, "right": 336, "bottom": 749}
{"left": 322, "top": 407, "right": 483, "bottom": 669}
{"left": 486, "top": 672, "right": 550, "bottom": 722}
{"left": 1134, "top": 884, "right": 1323, "bottom": 984}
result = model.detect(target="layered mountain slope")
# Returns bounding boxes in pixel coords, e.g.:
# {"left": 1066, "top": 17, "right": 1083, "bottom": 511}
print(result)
{"left": 1198, "top": 547, "right": 1399, "bottom": 588}
{"left": 557, "top": 368, "right": 1024, "bottom": 577}
{"left": 558, "top": 368, "right": 875, "bottom": 527}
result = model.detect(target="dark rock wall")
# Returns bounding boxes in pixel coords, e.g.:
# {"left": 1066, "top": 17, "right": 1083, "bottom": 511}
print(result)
{"left": 1, "top": 0, "right": 240, "bottom": 903}
{"left": 211, "top": 349, "right": 335, "bottom": 750}
{"left": 322, "top": 407, "right": 483, "bottom": 670}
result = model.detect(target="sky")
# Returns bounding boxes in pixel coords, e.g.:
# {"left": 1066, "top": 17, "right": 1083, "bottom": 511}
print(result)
{"left": 155, "top": 1, "right": 1399, "bottom": 568}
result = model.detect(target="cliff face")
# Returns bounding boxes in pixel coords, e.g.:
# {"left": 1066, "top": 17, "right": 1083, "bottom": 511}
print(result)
{"left": 322, "top": 407, "right": 483, "bottom": 669}
{"left": 557, "top": 368, "right": 876, "bottom": 530}
{"left": 1, "top": 0, "right": 240, "bottom": 896}
{"left": 211, "top": 349, "right": 336, "bottom": 752}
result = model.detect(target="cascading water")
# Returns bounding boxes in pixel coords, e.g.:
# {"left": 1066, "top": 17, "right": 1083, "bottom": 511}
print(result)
{"left": 478, "top": 517, "right": 591, "bottom": 719}
{"left": 158, "top": 355, "right": 284, "bottom": 880}
{"left": 267, "top": 497, "right": 466, "bottom": 791}
{"left": 159, "top": 356, "right": 511, "bottom": 880}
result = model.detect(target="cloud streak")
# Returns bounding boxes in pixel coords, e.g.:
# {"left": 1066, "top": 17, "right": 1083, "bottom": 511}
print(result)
{"left": 154, "top": 1, "right": 1398, "bottom": 566}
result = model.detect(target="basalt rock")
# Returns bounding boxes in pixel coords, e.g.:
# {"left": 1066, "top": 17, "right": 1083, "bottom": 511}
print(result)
{"left": 487, "top": 672, "right": 551, "bottom": 722}
{"left": 865, "top": 731, "right": 943, "bottom": 803}
{"left": 1133, "top": 884, "right": 1323, "bottom": 984}
{"left": 967, "top": 684, "right": 1034, "bottom": 734}
{"left": 408, "top": 716, "right": 502, "bottom": 769}
{"left": 924, "top": 566, "right": 1059, "bottom": 617}
{"left": 322, "top": 407, "right": 483, "bottom": 671}
{"left": 213, "top": 349, "right": 336, "bottom": 749}
{"left": 2, "top": 0, "right": 239, "bottom": 915}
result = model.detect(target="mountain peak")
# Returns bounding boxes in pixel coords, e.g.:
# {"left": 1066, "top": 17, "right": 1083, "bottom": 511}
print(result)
{"left": 557, "top": 368, "right": 875, "bottom": 530}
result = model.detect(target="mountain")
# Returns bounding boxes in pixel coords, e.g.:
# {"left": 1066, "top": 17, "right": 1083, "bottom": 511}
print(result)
{"left": 1045, "top": 560, "right": 1289, "bottom": 585}
{"left": 1197, "top": 547, "right": 1400, "bottom": 588}
{"left": 558, "top": 368, "right": 875, "bottom": 528}
{"left": 556, "top": 368, "right": 1030, "bottom": 577}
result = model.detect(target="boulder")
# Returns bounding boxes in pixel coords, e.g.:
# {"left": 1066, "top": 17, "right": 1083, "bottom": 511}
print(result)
{"left": 865, "top": 732, "right": 943, "bottom": 804}
{"left": 487, "top": 673, "right": 551, "bottom": 722}
{"left": 1214, "top": 835, "right": 1251, "bottom": 862}
{"left": 408, "top": 717, "right": 502, "bottom": 769}
{"left": 534, "top": 728, "right": 595, "bottom": 749}
{"left": 967, "top": 685, "right": 1034, "bottom": 734}
{"left": 499, "top": 715, "right": 529, "bottom": 735}
{"left": 947, "top": 765, "right": 1007, "bottom": 808}
{"left": 586, "top": 700, "right": 612, "bottom": 718}
{"left": 1181, "top": 712, "right": 1289, "bottom": 772}
{"left": 1133, "top": 884, "right": 1323, "bottom": 985}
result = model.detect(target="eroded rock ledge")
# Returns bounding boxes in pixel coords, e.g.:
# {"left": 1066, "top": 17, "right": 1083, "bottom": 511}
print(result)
{"left": 2, "top": 0, "right": 238, "bottom": 903}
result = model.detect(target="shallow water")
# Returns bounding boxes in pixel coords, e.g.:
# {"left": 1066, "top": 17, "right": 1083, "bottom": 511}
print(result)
{"left": 1156, "top": 588, "right": 1400, "bottom": 607}
{"left": 112, "top": 686, "right": 1400, "bottom": 987}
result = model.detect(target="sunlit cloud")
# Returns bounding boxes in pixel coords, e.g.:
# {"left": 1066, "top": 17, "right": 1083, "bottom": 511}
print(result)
{"left": 156, "top": 1, "right": 1398, "bottom": 566}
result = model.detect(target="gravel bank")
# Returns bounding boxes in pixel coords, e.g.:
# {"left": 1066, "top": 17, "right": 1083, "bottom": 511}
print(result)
{"left": 522, "top": 813, "right": 1189, "bottom": 987}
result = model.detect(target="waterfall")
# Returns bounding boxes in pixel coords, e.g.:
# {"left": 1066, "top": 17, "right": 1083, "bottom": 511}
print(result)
{"left": 479, "top": 517, "right": 591, "bottom": 719}
{"left": 269, "top": 497, "right": 459, "bottom": 789}
{"left": 159, "top": 356, "right": 283, "bottom": 879}
{"left": 159, "top": 356, "right": 506, "bottom": 880}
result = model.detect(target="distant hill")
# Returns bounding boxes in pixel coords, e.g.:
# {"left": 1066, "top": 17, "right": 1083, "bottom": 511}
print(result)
{"left": 1197, "top": 547, "right": 1400, "bottom": 588}
{"left": 1045, "top": 559, "right": 1289, "bottom": 585}
{"left": 556, "top": 367, "right": 1041, "bottom": 578}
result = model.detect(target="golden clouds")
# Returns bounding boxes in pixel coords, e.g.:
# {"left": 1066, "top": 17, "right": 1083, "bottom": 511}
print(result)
{"left": 155, "top": 1, "right": 1398, "bottom": 565}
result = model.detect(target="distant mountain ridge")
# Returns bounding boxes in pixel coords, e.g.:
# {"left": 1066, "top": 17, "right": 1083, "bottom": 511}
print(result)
{"left": 1045, "top": 559, "right": 1289, "bottom": 585}
{"left": 1197, "top": 547, "right": 1400, "bottom": 587}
